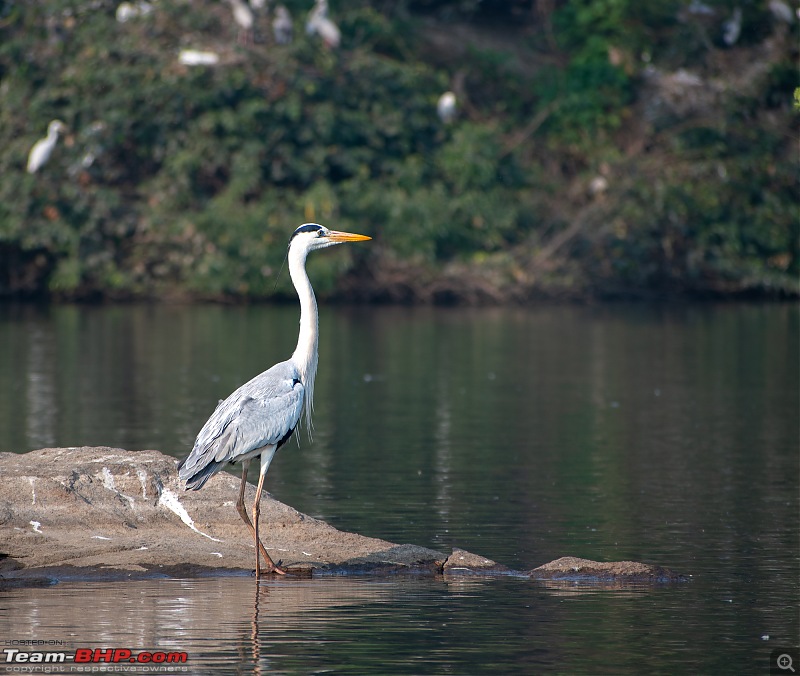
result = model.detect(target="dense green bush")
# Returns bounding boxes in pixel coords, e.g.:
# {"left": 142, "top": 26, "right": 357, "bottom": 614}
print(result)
{"left": 0, "top": 0, "right": 796, "bottom": 300}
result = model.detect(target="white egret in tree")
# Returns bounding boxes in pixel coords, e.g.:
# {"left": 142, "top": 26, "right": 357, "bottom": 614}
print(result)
{"left": 767, "top": 0, "right": 794, "bottom": 23}
{"left": 27, "top": 120, "right": 66, "bottom": 174}
{"left": 116, "top": 2, "right": 137, "bottom": 22}
{"left": 722, "top": 7, "right": 742, "bottom": 45}
{"left": 273, "top": 5, "right": 293, "bottom": 44}
{"left": 115, "top": 1, "right": 153, "bottom": 22}
{"left": 178, "top": 224, "right": 371, "bottom": 577}
{"left": 306, "top": 0, "right": 340, "bottom": 49}
{"left": 227, "top": 0, "right": 254, "bottom": 44}
{"left": 179, "top": 49, "right": 220, "bottom": 66}
{"left": 437, "top": 91, "right": 457, "bottom": 124}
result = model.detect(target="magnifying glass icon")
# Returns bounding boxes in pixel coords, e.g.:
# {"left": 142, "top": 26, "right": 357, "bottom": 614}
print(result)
{"left": 778, "top": 654, "right": 796, "bottom": 672}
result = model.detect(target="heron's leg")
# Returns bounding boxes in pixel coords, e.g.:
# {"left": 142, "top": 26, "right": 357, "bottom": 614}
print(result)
{"left": 235, "top": 459, "right": 252, "bottom": 526}
{"left": 253, "top": 448, "right": 285, "bottom": 577}
{"left": 234, "top": 460, "right": 277, "bottom": 572}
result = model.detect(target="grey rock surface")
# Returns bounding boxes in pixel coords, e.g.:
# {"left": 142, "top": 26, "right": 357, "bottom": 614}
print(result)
{"left": 0, "top": 448, "right": 685, "bottom": 586}
{"left": 530, "top": 556, "right": 689, "bottom": 584}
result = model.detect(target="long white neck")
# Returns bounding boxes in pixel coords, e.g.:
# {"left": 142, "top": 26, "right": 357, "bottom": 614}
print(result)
{"left": 288, "top": 244, "right": 318, "bottom": 433}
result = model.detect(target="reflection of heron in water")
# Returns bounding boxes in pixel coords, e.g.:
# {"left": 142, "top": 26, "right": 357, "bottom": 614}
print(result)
{"left": 178, "top": 224, "right": 371, "bottom": 578}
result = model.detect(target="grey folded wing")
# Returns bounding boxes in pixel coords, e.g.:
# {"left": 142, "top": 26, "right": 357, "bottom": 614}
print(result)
{"left": 178, "top": 361, "right": 305, "bottom": 489}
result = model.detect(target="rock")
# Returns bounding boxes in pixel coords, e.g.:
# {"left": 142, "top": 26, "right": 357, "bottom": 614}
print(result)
{"left": 0, "top": 447, "right": 453, "bottom": 585}
{"left": 530, "top": 556, "right": 688, "bottom": 584}
{"left": 442, "top": 548, "right": 511, "bottom": 576}
{"left": 0, "top": 448, "right": 686, "bottom": 587}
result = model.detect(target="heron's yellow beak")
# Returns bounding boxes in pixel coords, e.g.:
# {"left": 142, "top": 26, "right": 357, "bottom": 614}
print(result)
{"left": 327, "top": 230, "right": 371, "bottom": 243}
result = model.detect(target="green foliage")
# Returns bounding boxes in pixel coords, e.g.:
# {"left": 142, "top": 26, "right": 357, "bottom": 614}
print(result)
{"left": 0, "top": 0, "right": 795, "bottom": 300}
{"left": 534, "top": 0, "right": 637, "bottom": 144}
{"left": 587, "top": 125, "right": 798, "bottom": 295}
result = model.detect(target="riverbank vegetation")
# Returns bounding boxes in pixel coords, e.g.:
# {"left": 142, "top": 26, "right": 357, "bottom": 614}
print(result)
{"left": 0, "top": 0, "right": 796, "bottom": 302}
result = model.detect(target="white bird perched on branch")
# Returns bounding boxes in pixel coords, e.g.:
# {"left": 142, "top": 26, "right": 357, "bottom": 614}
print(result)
{"left": 27, "top": 120, "right": 66, "bottom": 174}
{"left": 722, "top": 7, "right": 742, "bottom": 46}
{"left": 306, "top": 0, "right": 340, "bottom": 49}
{"left": 437, "top": 91, "right": 457, "bottom": 124}
{"left": 178, "top": 223, "right": 371, "bottom": 578}
{"left": 227, "top": 0, "right": 254, "bottom": 44}
{"left": 768, "top": 0, "right": 794, "bottom": 23}
{"left": 116, "top": 2, "right": 137, "bottom": 22}
{"left": 273, "top": 5, "right": 293, "bottom": 44}
{"left": 115, "top": 1, "right": 153, "bottom": 23}
{"left": 179, "top": 49, "right": 220, "bottom": 66}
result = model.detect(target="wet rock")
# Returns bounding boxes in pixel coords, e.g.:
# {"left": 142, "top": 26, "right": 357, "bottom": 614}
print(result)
{"left": 0, "top": 448, "right": 686, "bottom": 587}
{"left": 531, "top": 556, "right": 687, "bottom": 584}
{"left": 0, "top": 447, "right": 456, "bottom": 584}
{"left": 443, "top": 548, "right": 512, "bottom": 576}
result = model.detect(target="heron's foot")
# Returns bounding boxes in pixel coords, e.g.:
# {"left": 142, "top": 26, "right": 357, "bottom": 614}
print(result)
{"left": 263, "top": 561, "right": 287, "bottom": 576}
{"left": 255, "top": 550, "right": 287, "bottom": 577}
{"left": 254, "top": 561, "right": 287, "bottom": 578}
{"left": 254, "top": 541, "right": 287, "bottom": 576}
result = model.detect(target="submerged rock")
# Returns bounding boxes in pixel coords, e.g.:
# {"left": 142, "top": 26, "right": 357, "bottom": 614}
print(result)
{"left": 0, "top": 448, "right": 686, "bottom": 587}
{"left": 531, "top": 556, "right": 689, "bottom": 584}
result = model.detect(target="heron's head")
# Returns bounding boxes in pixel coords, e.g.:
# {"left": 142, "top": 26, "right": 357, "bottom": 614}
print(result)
{"left": 288, "top": 223, "right": 371, "bottom": 254}
{"left": 48, "top": 120, "right": 67, "bottom": 135}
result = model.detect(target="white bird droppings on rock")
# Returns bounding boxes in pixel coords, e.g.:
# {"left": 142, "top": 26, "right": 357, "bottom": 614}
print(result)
{"left": 158, "top": 487, "right": 221, "bottom": 542}
{"left": 136, "top": 468, "right": 149, "bottom": 498}
{"left": 101, "top": 467, "right": 116, "bottom": 491}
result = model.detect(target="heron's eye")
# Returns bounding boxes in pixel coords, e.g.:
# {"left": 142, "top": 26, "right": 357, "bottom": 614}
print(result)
{"left": 317, "top": 230, "right": 326, "bottom": 237}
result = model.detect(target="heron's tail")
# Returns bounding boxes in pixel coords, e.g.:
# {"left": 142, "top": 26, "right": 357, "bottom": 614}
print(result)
{"left": 177, "top": 456, "right": 225, "bottom": 490}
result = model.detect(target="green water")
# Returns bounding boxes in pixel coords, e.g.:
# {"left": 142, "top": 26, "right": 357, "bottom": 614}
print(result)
{"left": 0, "top": 302, "right": 797, "bottom": 673}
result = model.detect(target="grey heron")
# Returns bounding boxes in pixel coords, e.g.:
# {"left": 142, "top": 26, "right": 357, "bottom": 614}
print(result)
{"left": 178, "top": 224, "right": 371, "bottom": 577}
{"left": 27, "top": 120, "right": 66, "bottom": 174}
